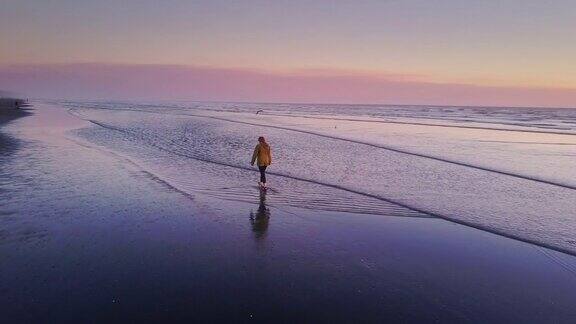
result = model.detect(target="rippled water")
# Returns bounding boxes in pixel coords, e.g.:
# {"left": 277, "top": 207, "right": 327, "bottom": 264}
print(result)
{"left": 63, "top": 101, "right": 576, "bottom": 254}
{"left": 63, "top": 100, "right": 576, "bottom": 132}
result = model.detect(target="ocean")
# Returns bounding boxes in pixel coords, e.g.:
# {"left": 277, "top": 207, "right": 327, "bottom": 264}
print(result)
{"left": 3, "top": 100, "right": 576, "bottom": 321}
{"left": 63, "top": 100, "right": 576, "bottom": 254}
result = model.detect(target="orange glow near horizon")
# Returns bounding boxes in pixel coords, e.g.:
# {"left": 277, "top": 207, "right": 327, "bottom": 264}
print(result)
{"left": 1, "top": 1, "right": 575, "bottom": 105}
{"left": 1, "top": 63, "right": 575, "bottom": 108}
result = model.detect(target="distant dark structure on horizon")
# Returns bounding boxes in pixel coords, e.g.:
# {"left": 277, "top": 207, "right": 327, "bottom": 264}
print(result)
{"left": 0, "top": 97, "right": 29, "bottom": 110}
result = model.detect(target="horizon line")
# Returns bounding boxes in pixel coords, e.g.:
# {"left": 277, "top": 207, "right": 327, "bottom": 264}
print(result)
{"left": 38, "top": 97, "right": 576, "bottom": 110}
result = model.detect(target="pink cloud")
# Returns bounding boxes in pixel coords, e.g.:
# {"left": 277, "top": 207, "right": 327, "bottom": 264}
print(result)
{"left": 0, "top": 63, "right": 575, "bottom": 108}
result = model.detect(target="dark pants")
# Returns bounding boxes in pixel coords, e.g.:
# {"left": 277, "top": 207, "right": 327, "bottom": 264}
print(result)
{"left": 258, "top": 165, "right": 267, "bottom": 183}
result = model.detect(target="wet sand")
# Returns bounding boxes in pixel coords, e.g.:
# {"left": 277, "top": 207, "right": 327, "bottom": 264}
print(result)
{"left": 0, "top": 106, "right": 31, "bottom": 178}
{"left": 0, "top": 105, "right": 31, "bottom": 125}
{"left": 2, "top": 103, "right": 576, "bottom": 322}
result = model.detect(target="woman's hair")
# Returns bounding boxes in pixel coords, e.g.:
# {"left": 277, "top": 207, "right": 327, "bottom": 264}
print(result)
{"left": 258, "top": 136, "right": 269, "bottom": 148}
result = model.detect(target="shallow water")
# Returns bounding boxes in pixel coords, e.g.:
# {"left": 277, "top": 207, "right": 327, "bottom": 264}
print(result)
{"left": 3, "top": 103, "right": 576, "bottom": 322}
{"left": 63, "top": 100, "right": 576, "bottom": 254}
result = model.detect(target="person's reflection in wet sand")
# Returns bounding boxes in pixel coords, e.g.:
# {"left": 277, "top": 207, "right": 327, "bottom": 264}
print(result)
{"left": 250, "top": 189, "right": 271, "bottom": 240}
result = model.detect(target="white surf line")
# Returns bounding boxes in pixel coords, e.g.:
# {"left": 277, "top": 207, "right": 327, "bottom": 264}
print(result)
{"left": 171, "top": 105, "right": 576, "bottom": 136}
{"left": 82, "top": 117, "right": 576, "bottom": 257}
{"left": 473, "top": 140, "right": 576, "bottom": 145}
{"left": 72, "top": 103, "right": 576, "bottom": 136}
{"left": 100, "top": 102, "right": 572, "bottom": 135}
{"left": 237, "top": 111, "right": 576, "bottom": 136}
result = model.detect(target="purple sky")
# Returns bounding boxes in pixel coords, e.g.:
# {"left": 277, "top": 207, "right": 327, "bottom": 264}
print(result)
{"left": 1, "top": 0, "right": 575, "bottom": 106}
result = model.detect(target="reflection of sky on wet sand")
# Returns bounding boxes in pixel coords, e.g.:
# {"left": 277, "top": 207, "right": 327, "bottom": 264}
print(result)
{"left": 2, "top": 101, "right": 576, "bottom": 322}
{"left": 67, "top": 101, "right": 576, "bottom": 254}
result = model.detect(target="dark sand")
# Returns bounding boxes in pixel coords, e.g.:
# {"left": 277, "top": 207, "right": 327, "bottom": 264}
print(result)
{"left": 0, "top": 106, "right": 30, "bottom": 173}
{"left": 1, "top": 103, "right": 576, "bottom": 323}
{"left": 0, "top": 105, "right": 31, "bottom": 124}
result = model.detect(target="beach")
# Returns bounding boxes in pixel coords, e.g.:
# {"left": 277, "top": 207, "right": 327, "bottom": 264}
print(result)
{"left": 2, "top": 102, "right": 576, "bottom": 322}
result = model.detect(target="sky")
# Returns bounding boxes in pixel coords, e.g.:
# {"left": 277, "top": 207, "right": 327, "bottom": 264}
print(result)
{"left": 1, "top": 0, "right": 575, "bottom": 107}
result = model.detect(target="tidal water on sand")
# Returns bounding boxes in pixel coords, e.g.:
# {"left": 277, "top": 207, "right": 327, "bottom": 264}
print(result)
{"left": 66, "top": 100, "right": 576, "bottom": 254}
{"left": 2, "top": 102, "right": 576, "bottom": 322}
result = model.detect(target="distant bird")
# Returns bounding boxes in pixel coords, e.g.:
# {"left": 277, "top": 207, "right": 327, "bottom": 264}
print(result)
{"left": 256, "top": 109, "right": 264, "bottom": 115}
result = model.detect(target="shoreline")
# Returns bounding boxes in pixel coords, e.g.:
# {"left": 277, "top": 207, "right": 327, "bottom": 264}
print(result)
{"left": 68, "top": 102, "right": 576, "bottom": 255}
{"left": 0, "top": 103, "right": 32, "bottom": 159}
{"left": 2, "top": 103, "right": 576, "bottom": 322}
{"left": 0, "top": 106, "right": 31, "bottom": 126}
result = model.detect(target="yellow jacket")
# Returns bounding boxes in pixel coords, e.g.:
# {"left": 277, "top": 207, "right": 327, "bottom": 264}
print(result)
{"left": 251, "top": 143, "right": 272, "bottom": 166}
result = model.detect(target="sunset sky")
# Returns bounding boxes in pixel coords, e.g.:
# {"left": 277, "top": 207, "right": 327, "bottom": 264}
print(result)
{"left": 1, "top": 0, "right": 575, "bottom": 107}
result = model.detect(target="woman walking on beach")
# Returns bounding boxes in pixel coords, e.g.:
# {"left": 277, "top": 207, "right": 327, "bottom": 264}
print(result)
{"left": 251, "top": 136, "right": 272, "bottom": 189}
